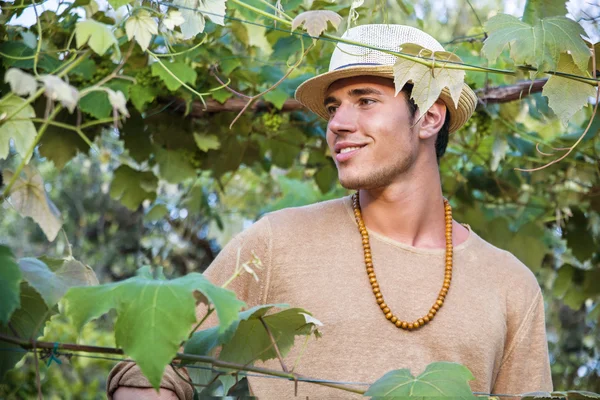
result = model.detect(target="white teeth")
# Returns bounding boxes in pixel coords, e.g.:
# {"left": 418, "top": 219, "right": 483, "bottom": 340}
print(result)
{"left": 340, "top": 146, "right": 361, "bottom": 154}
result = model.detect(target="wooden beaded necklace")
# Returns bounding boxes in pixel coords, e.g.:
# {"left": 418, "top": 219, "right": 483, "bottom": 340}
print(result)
{"left": 351, "top": 192, "right": 453, "bottom": 331}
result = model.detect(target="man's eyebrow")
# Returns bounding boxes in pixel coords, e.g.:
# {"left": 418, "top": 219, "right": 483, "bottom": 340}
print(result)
{"left": 323, "top": 95, "right": 337, "bottom": 106}
{"left": 348, "top": 87, "right": 384, "bottom": 97}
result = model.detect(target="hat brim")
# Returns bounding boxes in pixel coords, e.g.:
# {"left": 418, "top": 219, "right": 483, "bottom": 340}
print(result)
{"left": 294, "top": 65, "right": 477, "bottom": 133}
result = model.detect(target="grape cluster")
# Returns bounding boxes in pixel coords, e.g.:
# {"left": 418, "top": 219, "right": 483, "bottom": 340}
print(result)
{"left": 91, "top": 58, "right": 116, "bottom": 84}
{"left": 261, "top": 112, "right": 284, "bottom": 132}
{"left": 135, "top": 68, "right": 161, "bottom": 87}
{"left": 182, "top": 148, "right": 202, "bottom": 169}
{"left": 461, "top": 110, "right": 492, "bottom": 137}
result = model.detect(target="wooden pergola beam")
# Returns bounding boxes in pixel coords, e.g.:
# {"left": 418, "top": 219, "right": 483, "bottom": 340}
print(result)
{"left": 163, "top": 79, "right": 548, "bottom": 118}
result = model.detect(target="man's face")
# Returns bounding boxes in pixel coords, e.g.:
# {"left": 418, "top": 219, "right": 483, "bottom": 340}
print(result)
{"left": 324, "top": 76, "right": 419, "bottom": 190}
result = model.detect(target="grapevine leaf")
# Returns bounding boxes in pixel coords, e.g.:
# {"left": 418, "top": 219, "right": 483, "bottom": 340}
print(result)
{"left": 130, "top": 84, "right": 157, "bottom": 112}
{"left": 163, "top": 10, "right": 185, "bottom": 30}
{"left": 291, "top": 10, "right": 342, "bottom": 38}
{"left": 193, "top": 133, "right": 221, "bottom": 152}
{"left": 393, "top": 43, "right": 465, "bottom": 115}
{"left": 174, "top": 0, "right": 227, "bottom": 39}
{"left": 314, "top": 163, "right": 337, "bottom": 194}
{"left": 125, "top": 11, "right": 158, "bottom": 52}
{"left": 563, "top": 208, "right": 597, "bottom": 262}
{"left": 4, "top": 68, "right": 37, "bottom": 97}
{"left": 79, "top": 90, "right": 112, "bottom": 119}
{"left": 263, "top": 88, "right": 288, "bottom": 110}
{"left": 218, "top": 306, "right": 320, "bottom": 365}
{"left": 3, "top": 167, "right": 63, "bottom": 241}
{"left": 365, "top": 361, "right": 476, "bottom": 398}
{"left": 75, "top": 20, "right": 119, "bottom": 56}
{"left": 483, "top": 14, "right": 590, "bottom": 73}
{"left": 154, "top": 146, "right": 197, "bottom": 183}
{"left": 144, "top": 203, "right": 168, "bottom": 222}
{"left": 70, "top": 58, "right": 97, "bottom": 80}
{"left": 151, "top": 61, "right": 197, "bottom": 91}
{"left": 552, "top": 264, "right": 574, "bottom": 298}
{"left": 490, "top": 135, "right": 509, "bottom": 171}
{"left": 107, "top": 89, "right": 130, "bottom": 117}
{"left": 18, "top": 256, "right": 98, "bottom": 308}
{"left": 0, "top": 246, "right": 22, "bottom": 325}
{"left": 542, "top": 54, "right": 596, "bottom": 125}
{"left": 0, "top": 283, "right": 56, "bottom": 380}
{"left": 109, "top": 165, "right": 158, "bottom": 210}
{"left": 108, "top": 0, "right": 132, "bottom": 9}
{"left": 0, "top": 97, "right": 37, "bottom": 161}
{"left": 122, "top": 111, "right": 152, "bottom": 162}
{"left": 38, "top": 113, "right": 90, "bottom": 169}
{"left": 63, "top": 266, "right": 245, "bottom": 389}
{"left": 39, "top": 75, "right": 80, "bottom": 113}
{"left": 522, "top": 0, "right": 566, "bottom": 24}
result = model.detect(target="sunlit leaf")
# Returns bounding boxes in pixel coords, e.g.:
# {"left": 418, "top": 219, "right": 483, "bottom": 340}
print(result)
{"left": 163, "top": 10, "right": 185, "bottom": 30}
{"left": 4, "top": 68, "right": 37, "bottom": 97}
{"left": 522, "top": 0, "right": 566, "bottom": 24}
{"left": 107, "top": 89, "right": 130, "bottom": 117}
{"left": 193, "top": 133, "right": 221, "bottom": 152}
{"left": 0, "top": 97, "right": 37, "bottom": 161}
{"left": 3, "top": 166, "right": 63, "bottom": 241}
{"left": 39, "top": 75, "right": 80, "bottom": 113}
{"left": 64, "top": 266, "right": 245, "bottom": 389}
{"left": 144, "top": 203, "right": 168, "bottom": 222}
{"left": 291, "top": 10, "right": 342, "bottom": 38}
{"left": 75, "top": 20, "right": 119, "bottom": 56}
{"left": 125, "top": 11, "right": 158, "bottom": 52}
{"left": 154, "top": 146, "right": 197, "bottom": 183}
{"left": 151, "top": 61, "right": 197, "bottom": 91}
{"left": 393, "top": 43, "right": 465, "bottom": 114}
{"left": 173, "top": 0, "right": 227, "bottom": 39}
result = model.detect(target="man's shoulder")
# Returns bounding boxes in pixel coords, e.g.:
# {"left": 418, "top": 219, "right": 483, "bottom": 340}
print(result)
{"left": 263, "top": 196, "right": 350, "bottom": 226}
{"left": 466, "top": 229, "right": 541, "bottom": 291}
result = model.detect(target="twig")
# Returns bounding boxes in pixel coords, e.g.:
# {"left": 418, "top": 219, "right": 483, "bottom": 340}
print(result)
{"left": 259, "top": 316, "right": 288, "bottom": 373}
{"left": 188, "top": 307, "right": 214, "bottom": 339}
{"left": 8, "top": 322, "right": 20, "bottom": 338}
{"left": 210, "top": 66, "right": 252, "bottom": 99}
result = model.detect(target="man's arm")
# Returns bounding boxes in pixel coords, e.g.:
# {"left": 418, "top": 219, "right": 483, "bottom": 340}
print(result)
{"left": 106, "top": 216, "right": 273, "bottom": 399}
{"left": 492, "top": 289, "right": 553, "bottom": 394}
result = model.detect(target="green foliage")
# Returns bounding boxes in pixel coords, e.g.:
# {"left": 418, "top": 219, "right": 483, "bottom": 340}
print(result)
{"left": 365, "top": 362, "right": 476, "bottom": 398}
{"left": 0, "top": 245, "right": 21, "bottom": 325}
{"left": 64, "top": 266, "right": 245, "bottom": 388}
{"left": 0, "top": 96, "right": 37, "bottom": 160}
{"left": 109, "top": 165, "right": 158, "bottom": 210}
{"left": 151, "top": 61, "right": 197, "bottom": 91}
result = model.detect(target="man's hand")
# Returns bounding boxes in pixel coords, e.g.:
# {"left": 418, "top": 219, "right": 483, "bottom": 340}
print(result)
{"left": 112, "top": 387, "right": 178, "bottom": 399}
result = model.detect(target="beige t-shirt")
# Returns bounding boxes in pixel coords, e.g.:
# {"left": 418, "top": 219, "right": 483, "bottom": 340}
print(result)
{"left": 108, "top": 196, "right": 553, "bottom": 398}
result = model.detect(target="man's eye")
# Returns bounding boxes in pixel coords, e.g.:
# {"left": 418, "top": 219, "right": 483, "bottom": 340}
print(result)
{"left": 326, "top": 105, "right": 338, "bottom": 115}
{"left": 359, "top": 98, "right": 376, "bottom": 106}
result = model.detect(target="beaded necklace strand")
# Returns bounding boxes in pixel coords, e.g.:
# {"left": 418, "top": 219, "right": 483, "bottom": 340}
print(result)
{"left": 351, "top": 192, "right": 453, "bottom": 331}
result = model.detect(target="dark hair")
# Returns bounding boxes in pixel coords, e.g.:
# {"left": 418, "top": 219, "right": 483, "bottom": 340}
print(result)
{"left": 401, "top": 85, "right": 450, "bottom": 162}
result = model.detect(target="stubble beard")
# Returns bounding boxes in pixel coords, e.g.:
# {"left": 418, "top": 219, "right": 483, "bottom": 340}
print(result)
{"left": 337, "top": 150, "right": 416, "bottom": 190}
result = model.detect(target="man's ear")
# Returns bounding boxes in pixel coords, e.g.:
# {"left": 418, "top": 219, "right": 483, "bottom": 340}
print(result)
{"left": 418, "top": 101, "right": 447, "bottom": 140}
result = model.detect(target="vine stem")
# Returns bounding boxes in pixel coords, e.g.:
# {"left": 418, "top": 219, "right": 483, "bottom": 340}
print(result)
{"left": 0, "top": 333, "right": 366, "bottom": 395}
{"left": 1, "top": 105, "right": 63, "bottom": 201}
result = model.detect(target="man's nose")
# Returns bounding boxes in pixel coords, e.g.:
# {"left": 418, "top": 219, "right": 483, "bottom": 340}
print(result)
{"left": 328, "top": 103, "right": 357, "bottom": 134}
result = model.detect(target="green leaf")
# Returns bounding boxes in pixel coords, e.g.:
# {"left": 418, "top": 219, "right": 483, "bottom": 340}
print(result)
{"left": 39, "top": 117, "right": 90, "bottom": 169}
{"left": 70, "top": 58, "right": 97, "bottom": 80}
{"left": 3, "top": 166, "right": 63, "bottom": 241}
{"left": 563, "top": 208, "right": 597, "bottom": 262}
{"left": 144, "top": 203, "right": 168, "bottom": 222}
{"left": 79, "top": 90, "right": 112, "bottom": 119}
{"left": 563, "top": 285, "right": 588, "bottom": 310}
{"left": 18, "top": 256, "right": 98, "bottom": 308}
{"left": 393, "top": 44, "right": 465, "bottom": 114}
{"left": 154, "top": 146, "right": 197, "bottom": 184}
{"left": 0, "top": 96, "right": 37, "bottom": 161}
{"left": 108, "top": 0, "right": 132, "bottom": 9}
{"left": 365, "top": 361, "right": 476, "bottom": 398}
{"left": 109, "top": 165, "right": 158, "bottom": 210}
{"left": 314, "top": 163, "right": 337, "bottom": 194}
{"left": 0, "top": 246, "right": 22, "bottom": 325}
{"left": 1, "top": 283, "right": 56, "bottom": 381}
{"left": 552, "top": 264, "right": 574, "bottom": 298}
{"left": 151, "top": 61, "right": 197, "bottom": 91}
{"left": 218, "top": 306, "right": 319, "bottom": 365}
{"left": 64, "top": 266, "right": 245, "bottom": 389}
{"left": 263, "top": 88, "right": 288, "bottom": 110}
{"left": 483, "top": 14, "right": 590, "bottom": 73}
{"left": 130, "top": 84, "right": 157, "bottom": 112}
{"left": 542, "top": 54, "right": 596, "bottom": 125}
{"left": 522, "top": 0, "right": 566, "bottom": 24}
{"left": 211, "top": 89, "right": 233, "bottom": 104}
{"left": 193, "top": 133, "right": 221, "bottom": 152}
{"left": 122, "top": 111, "right": 152, "bottom": 163}
{"left": 75, "top": 20, "right": 119, "bottom": 56}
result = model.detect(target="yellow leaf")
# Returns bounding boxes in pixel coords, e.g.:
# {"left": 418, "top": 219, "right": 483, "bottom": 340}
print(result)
{"left": 292, "top": 10, "right": 342, "bottom": 38}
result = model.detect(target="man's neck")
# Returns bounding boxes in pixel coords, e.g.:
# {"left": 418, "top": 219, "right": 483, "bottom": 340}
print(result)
{"left": 357, "top": 166, "right": 467, "bottom": 249}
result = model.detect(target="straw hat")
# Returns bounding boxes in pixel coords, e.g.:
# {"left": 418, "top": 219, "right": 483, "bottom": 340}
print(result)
{"left": 294, "top": 24, "right": 477, "bottom": 133}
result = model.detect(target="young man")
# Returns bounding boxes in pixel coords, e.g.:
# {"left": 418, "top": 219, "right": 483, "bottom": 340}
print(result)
{"left": 111, "top": 24, "right": 552, "bottom": 399}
